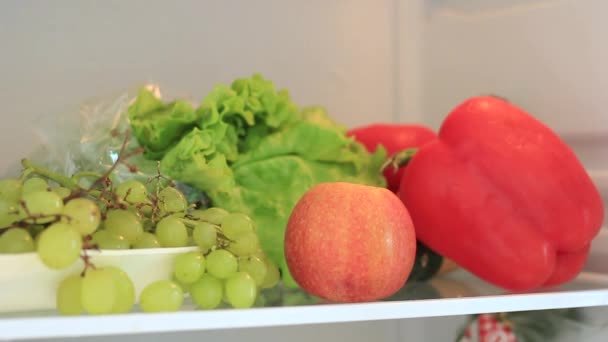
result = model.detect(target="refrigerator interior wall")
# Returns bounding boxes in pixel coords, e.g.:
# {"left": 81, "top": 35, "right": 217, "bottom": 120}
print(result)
{"left": 0, "top": 0, "right": 397, "bottom": 175}
{"left": 422, "top": 0, "right": 608, "bottom": 134}
{"left": 1, "top": 0, "right": 606, "bottom": 341}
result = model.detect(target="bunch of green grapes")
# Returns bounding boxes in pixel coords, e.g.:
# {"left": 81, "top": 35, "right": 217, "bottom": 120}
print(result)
{"left": 0, "top": 176, "right": 99, "bottom": 269}
{"left": 138, "top": 209, "right": 281, "bottom": 312}
{"left": 56, "top": 266, "right": 136, "bottom": 315}
{"left": 0, "top": 161, "right": 281, "bottom": 315}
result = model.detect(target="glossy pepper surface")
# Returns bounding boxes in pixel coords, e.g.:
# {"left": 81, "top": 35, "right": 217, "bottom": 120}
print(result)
{"left": 347, "top": 124, "right": 436, "bottom": 193}
{"left": 398, "top": 96, "right": 604, "bottom": 291}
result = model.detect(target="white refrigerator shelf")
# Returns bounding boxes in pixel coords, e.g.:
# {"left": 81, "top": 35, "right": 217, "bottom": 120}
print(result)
{"left": 1, "top": 229, "right": 607, "bottom": 341}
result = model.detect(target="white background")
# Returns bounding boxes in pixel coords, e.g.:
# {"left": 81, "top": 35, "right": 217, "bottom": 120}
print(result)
{"left": 1, "top": 0, "right": 607, "bottom": 341}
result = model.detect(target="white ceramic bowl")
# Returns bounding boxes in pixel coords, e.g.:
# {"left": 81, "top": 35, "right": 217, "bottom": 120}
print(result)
{"left": 0, "top": 247, "right": 197, "bottom": 313}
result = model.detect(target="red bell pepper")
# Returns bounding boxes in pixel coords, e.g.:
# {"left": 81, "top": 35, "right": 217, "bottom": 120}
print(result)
{"left": 347, "top": 124, "right": 436, "bottom": 193}
{"left": 397, "top": 96, "right": 604, "bottom": 291}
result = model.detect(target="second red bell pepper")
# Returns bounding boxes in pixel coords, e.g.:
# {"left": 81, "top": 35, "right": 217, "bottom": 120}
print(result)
{"left": 347, "top": 124, "right": 436, "bottom": 193}
{"left": 397, "top": 96, "right": 604, "bottom": 291}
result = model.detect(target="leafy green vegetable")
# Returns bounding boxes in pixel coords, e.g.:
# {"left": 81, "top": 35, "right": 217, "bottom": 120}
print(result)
{"left": 128, "top": 88, "right": 200, "bottom": 159}
{"left": 159, "top": 128, "right": 235, "bottom": 193}
{"left": 196, "top": 75, "right": 298, "bottom": 161}
{"left": 128, "top": 74, "right": 386, "bottom": 288}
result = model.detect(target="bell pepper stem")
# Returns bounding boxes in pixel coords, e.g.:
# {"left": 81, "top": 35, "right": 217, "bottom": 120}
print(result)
{"left": 381, "top": 147, "right": 418, "bottom": 172}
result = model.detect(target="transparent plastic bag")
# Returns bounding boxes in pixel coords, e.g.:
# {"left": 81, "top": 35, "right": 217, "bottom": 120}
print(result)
{"left": 29, "top": 85, "right": 150, "bottom": 183}
{"left": 19, "top": 84, "right": 167, "bottom": 189}
{"left": 22, "top": 83, "right": 211, "bottom": 206}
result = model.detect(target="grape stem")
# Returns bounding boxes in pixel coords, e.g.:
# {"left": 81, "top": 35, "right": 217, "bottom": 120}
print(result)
{"left": 80, "top": 235, "right": 99, "bottom": 276}
{"left": 147, "top": 161, "right": 174, "bottom": 224}
{"left": 180, "top": 217, "right": 234, "bottom": 245}
{"left": 0, "top": 212, "right": 71, "bottom": 234}
{"left": 71, "top": 171, "right": 104, "bottom": 183}
{"left": 20, "top": 159, "right": 81, "bottom": 191}
{"left": 181, "top": 218, "right": 220, "bottom": 228}
{"left": 0, "top": 199, "right": 72, "bottom": 234}
{"left": 86, "top": 129, "right": 144, "bottom": 192}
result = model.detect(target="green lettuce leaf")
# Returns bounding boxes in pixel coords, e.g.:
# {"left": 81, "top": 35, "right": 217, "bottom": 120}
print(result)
{"left": 159, "top": 127, "right": 235, "bottom": 193}
{"left": 195, "top": 74, "right": 299, "bottom": 161}
{"left": 128, "top": 88, "right": 199, "bottom": 160}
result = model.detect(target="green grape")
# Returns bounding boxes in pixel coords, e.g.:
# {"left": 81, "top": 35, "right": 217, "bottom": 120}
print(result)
{"left": 0, "top": 228, "right": 35, "bottom": 253}
{"left": 261, "top": 259, "right": 281, "bottom": 289}
{"left": 61, "top": 198, "right": 101, "bottom": 236}
{"left": 0, "top": 178, "right": 22, "bottom": 202}
{"left": 0, "top": 200, "right": 23, "bottom": 227}
{"left": 21, "top": 190, "right": 64, "bottom": 224}
{"left": 206, "top": 249, "right": 238, "bottom": 279}
{"left": 158, "top": 187, "right": 187, "bottom": 216}
{"left": 36, "top": 223, "right": 82, "bottom": 269}
{"left": 139, "top": 280, "right": 184, "bottom": 313}
{"left": 155, "top": 216, "right": 188, "bottom": 247}
{"left": 238, "top": 256, "right": 267, "bottom": 286}
{"left": 220, "top": 213, "right": 254, "bottom": 239}
{"left": 187, "top": 236, "right": 197, "bottom": 247}
{"left": 106, "top": 266, "right": 136, "bottom": 314}
{"left": 116, "top": 180, "right": 148, "bottom": 204}
{"left": 190, "top": 207, "right": 229, "bottom": 225}
{"left": 22, "top": 177, "right": 48, "bottom": 194}
{"left": 54, "top": 186, "right": 72, "bottom": 200}
{"left": 173, "top": 251, "right": 205, "bottom": 284}
{"left": 224, "top": 272, "right": 257, "bottom": 309}
{"left": 172, "top": 275, "right": 192, "bottom": 293}
{"left": 192, "top": 222, "right": 217, "bottom": 251}
{"left": 228, "top": 232, "right": 260, "bottom": 256}
{"left": 132, "top": 232, "right": 161, "bottom": 249}
{"left": 104, "top": 209, "right": 143, "bottom": 244}
{"left": 251, "top": 249, "right": 270, "bottom": 261}
{"left": 190, "top": 274, "right": 223, "bottom": 310}
{"left": 126, "top": 206, "right": 144, "bottom": 220}
{"left": 56, "top": 274, "right": 83, "bottom": 315}
{"left": 81, "top": 268, "right": 116, "bottom": 315}
{"left": 139, "top": 205, "right": 153, "bottom": 219}
{"left": 167, "top": 212, "right": 187, "bottom": 219}
{"left": 90, "top": 230, "right": 130, "bottom": 250}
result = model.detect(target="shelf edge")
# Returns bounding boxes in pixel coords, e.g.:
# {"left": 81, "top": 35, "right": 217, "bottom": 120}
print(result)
{"left": 2, "top": 283, "right": 608, "bottom": 341}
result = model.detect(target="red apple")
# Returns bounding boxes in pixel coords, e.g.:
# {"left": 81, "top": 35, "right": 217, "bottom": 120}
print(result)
{"left": 284, "top": 182, "right": 417, "bottom": 303}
